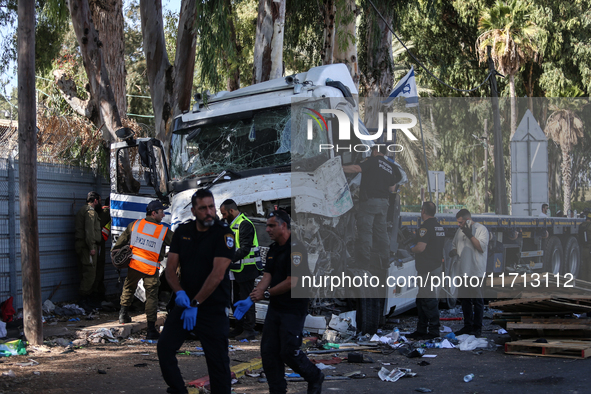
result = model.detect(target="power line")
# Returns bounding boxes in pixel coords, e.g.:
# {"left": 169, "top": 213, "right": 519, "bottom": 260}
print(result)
{"left": 367, "top": 0, "right": 495, "bottom": 94}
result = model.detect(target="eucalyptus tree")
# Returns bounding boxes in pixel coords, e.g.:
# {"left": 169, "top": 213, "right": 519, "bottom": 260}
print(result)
{"left": 253, "top": 0, "right": 285, "bottom": 83}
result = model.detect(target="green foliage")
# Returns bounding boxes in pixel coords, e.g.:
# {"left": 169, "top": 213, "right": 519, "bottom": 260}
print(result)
{"left": 284, "top": 0, "right": 323, "bottom": 73}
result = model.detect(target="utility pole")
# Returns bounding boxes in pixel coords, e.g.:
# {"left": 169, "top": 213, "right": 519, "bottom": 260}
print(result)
{"left": 18, "top": 0, "right": 43, "bottom": 345}
{"left": 488, "top": 46, "right": 508, "bottom": 215}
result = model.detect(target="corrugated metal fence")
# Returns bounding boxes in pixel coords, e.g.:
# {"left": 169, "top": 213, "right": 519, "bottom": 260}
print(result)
{"left": 0, "top": 157, "right": 120, "bottom": 310}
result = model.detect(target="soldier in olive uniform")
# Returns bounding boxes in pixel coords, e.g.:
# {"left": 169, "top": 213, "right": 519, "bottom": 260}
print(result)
{"left": 92, "top": 199, "right": 111, "bottom": 302}
{"left": 579, "top": 212, "right": 591, "bottom": 281}
{"left": 74, "top": 191, "right": 102, "bottom": 309}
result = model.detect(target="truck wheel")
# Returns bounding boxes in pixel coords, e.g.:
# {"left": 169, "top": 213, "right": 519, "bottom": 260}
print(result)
{"left": 543, "top": 236, "right": 563, "bottom": 275}
{"left": 562, "top": 236, "right": 580, "bottom": 278}
{"left": 356, "top": 298, "right": 381, "bottom": 335}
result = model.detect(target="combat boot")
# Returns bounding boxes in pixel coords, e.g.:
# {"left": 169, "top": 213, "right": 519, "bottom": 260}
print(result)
{"left": 146, "top": 321, "right": 160, "bottom": 340}
{"left": 119, "top": 306, "right": 132, "bottom": 324}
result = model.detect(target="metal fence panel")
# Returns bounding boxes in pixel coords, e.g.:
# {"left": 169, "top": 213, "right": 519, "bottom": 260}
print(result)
{"left": 0, "top": 158, "right": 119, "bottom": 310}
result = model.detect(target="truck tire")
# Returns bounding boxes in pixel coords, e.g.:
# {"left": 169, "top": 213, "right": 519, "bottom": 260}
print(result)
{"left": 562, "top": 236, "right": 580, "bottom": 278}
{"left": 543, "top": 236, "right": 563, "bottom": 275}
{"left": 356, "top": 298, "right": 382, "bottom": 335}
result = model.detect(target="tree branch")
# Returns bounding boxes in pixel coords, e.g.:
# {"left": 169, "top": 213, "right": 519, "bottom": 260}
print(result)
{"left": 52, "top": 69, "right": 94, "bottom": 119}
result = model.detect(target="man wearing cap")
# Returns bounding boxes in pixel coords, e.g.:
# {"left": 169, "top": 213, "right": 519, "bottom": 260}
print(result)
{"left": 250, "top": 210, "right": 324, "bottom": 394}
{"left": 113, "top": 200, "right": 173, "bottom": 339}
{"left": 343, "top": 146, "right": 402, "bottom": 271}
{"left": 579, "top": 212, "right": 591, "bottom": 281}
{"left": 74, "top": 191, "right": 103, "bottom": 310}
{"left": 220, "top": 199, "right": 262, "bottom": 341}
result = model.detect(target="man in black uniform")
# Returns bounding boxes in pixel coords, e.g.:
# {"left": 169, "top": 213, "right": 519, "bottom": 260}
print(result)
{"left": 157, "top": 189, "right": 235, "bottom": 394}
{"left": 343, "top": 146, "right": 402, "bottom": 270}
{"left": 220, "top": 199, "right": 261, "bottom": 340}
{"left": 408, "top": 201, "right": 445, "bottom": 340}
{"left": 250, "top": 210, "right": 324, "bottom": 394}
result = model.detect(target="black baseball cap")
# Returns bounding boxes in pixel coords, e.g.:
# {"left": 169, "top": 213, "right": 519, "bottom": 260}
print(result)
{"left": 146, "top": 200, "right": 165, "bottom": 213}
{"left": 268, "top": 209, "right": 291, "bottom": 224}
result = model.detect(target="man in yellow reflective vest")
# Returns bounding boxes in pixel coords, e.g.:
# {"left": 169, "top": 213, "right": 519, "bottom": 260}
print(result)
{"left": 220, "top": 199, "right": 261, "bottom": 341}
{"left": 113, "top": 200, "right": 173, "bottom": 339}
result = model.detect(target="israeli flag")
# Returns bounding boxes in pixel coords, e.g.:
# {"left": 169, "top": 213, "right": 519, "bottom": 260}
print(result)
{"left": 383, "top": 66, "right": 418, "bottom": 107}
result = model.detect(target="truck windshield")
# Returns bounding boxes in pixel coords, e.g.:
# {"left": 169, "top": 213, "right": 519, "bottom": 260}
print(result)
{"left": 170, "top": 105, "right": 327, "bottom": 180}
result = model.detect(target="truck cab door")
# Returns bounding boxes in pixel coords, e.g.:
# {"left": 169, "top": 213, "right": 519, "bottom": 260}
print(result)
{"left": 110, "top": 138, "right": 171, "bottom": 240}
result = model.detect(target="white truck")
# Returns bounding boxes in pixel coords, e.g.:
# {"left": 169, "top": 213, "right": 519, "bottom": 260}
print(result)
{"left": 109, "top": 63, "right": 420, "bottom": 334}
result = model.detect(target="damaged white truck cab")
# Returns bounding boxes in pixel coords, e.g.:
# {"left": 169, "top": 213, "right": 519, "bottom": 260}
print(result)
{"left": 110, "top": 63, "right": 413, "bottom": 334}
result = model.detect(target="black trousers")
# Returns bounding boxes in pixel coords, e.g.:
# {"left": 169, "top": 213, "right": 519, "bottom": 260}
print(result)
{"left": 157, "top": 305, "right": 231, "bottom": 394}
{"left": 261, "top": 306, "right": 321, "bottom": 394}
{"left": 416, "top": 274, "right": 440, "bottom": 335}
{"left": 460, "top": 297, "right": 484, "bottom": 331}
{"left": 232, "top": 279, "right": 256, "bottom": 332}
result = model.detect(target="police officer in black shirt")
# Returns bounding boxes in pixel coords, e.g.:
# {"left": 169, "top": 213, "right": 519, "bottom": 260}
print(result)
{"left": 157, "top": 189, "right": 235, "bottom": 394}
{"left": 343, "top": 145, "right": 402, "bottom": 271}
{"left": 250, "top": 210, "right": 324, "bottom": 394}
{"left": 408, "top": 201, "right": 445, "bottom": 340}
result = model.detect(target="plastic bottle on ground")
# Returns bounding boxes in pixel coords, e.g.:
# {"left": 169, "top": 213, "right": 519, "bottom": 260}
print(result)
{"left": 391, "top": 328, "right": 400, "bottom": 342}
{"left": 464, "top": 373, "right": 474, "bottom": 382}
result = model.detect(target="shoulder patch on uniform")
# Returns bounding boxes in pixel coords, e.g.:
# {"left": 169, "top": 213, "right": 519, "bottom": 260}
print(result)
{"left": 291, "top": 252, "right": 302, "bottom": 266}
{"left": 224, "top": 234, "right": 235, "bottom": 249}
{"left": 419, "top": 228, "right": 427, "bottom": 237}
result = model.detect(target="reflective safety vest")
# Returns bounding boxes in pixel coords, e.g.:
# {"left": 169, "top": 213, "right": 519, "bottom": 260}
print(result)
{"left": 230, "top": 213, "right": 262, "bottom": 272}
{"left": 102, "top": 220, "right": 111, "bottom": 241}
{"left": 129, "top": 219, "right": 168, "bottom": 275}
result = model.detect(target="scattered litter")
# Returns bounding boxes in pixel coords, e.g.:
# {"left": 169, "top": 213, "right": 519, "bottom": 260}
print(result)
{"left": 246, "top": 373, "right": 260, "bottom": 378}
{"left": 33, "top": 371, "right": 40, "bottom": 375}
{"left": 231, "top": 378, "right": 238, "bottom": 384}
{"left": 417, "top": 361, "right": 430, "bottom": 366}
{"left": 440, "top": 326, "right": 452, "bottom": 333}
{"left": 98, "top": 369, "right": 107, "bottom": 374}
{"left": 0, "top": 339, "right": 27, "bottom": 356}
{"left": 444, "top": 333, "right": 456, "bottom": 340}
{"left": 422, "top": 354, "right": 437, "bottom": 358}
{"left": 195, "top": 347, "right": 203, "bottom": 351}
{"left": 141, "top": 340, "right": 158, "bottom": 344}
{"left": 497, "top": 328, "right": 508, "bottom": 334}
{"left": 229, "top": 345, "right": 244, "bottom": 351}
{"left": 382, "top": 362, "right": 391, "bottom": 366}
{"left": 89, "top": 328, "right": 115, "bottom": 340}
{"left": 53, "top": 304, "right": 85, "bottom": 316}
{"left": 16, "top": 359, "right": 39, "bottom": 367}
{"left": 2, "top": 370, "right": 15, "bottom": 377}
{"left": 457, "top": 335, "right": 492, "bottom": 351}
{"left": 439, "top": 339, "right": 455, "bottom": 349}
{"left": 72, "top": 339, "right": 87, "bottom": 347}
{"left": 42, "top": 299, "right": 56, "bottom": 314}
{"left": 378, "top": 367, "right": 416, "bottom": 382}
{"left": 463, "top": 373, "right": 474, "bottom": 382}
{"left": 61, "top": 348, "right": 75, "bottom": 354}
{"left": 68, "top": 318, "right": 80, "bottom": 322}
{"left": 285, "top": 373, "right": 300, "bottom": 378}
{"left": 315, "top": 363, "right": 336, "bottom": 370}
{"left": 415, "top": 388, "right": 433, "bottom": 393}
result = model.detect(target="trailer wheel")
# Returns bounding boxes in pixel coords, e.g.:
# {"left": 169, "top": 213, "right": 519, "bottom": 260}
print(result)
{"left": 543, "top": 236, "right": 563, "bottom": 275}
{"left": 562, "top": 236, "right": 580, "bottom": 278}
{"left": 356, "top": 298, "right": 382, "bottom": 335}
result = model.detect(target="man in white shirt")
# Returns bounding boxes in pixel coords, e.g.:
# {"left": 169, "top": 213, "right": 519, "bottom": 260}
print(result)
{"left": 450, "top": 209, "right": 489, "bottom": 337}
{"left": 539, "top": 204, "right": 549, "bottom": 218}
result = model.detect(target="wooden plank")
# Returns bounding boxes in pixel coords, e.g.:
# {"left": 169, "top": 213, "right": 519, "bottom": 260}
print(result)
{"left": 505, "top": 339, "right": 591, "bottom": 359}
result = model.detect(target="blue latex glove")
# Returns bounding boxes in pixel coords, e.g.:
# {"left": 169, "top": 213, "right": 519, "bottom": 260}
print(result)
{"left": 175, "top": 290, "right": 191, "bottom": 308}
{"left": 181, "top": 306, "right": 198, "bottom": 330}
{"left": 233, "top": 297, "right": 254, "bottom": 320}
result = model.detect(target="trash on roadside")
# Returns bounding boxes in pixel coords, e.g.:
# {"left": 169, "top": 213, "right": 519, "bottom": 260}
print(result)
{"left": 440, "top": 325, "right": 452, "bottom": 333}
{"left": 456, "top": 335, "right": 492, "bottom": 351}
{"left": 415, "top": 388, "right": 433, "bottom": 393}
{"left": 231, "top": 378, "right": 239, "bottom": 384}
{"left": 141, "top": 339, "right": 158, "bottom": 344}
{"left": 98, "top": 369, "right": 107, "bottom": 374}
{"left": 343, "top": 370, "right": 366, "bottom": 379}
{"left": 16, "top": 359, "right": 39, "bottom": 367}
{"left": 497, "top": 328, "right": 508, "bottom": 334}
{"left": 42, "top": 299, "right": 55, "bottom": 314}
{"left": 0, "top": 339, "right": 27, "bottom": 356}
{"left": 2, "top": 370, "right": 16, "bottom": 377}
{"left": 328, "top": 311, "right": 357, "bottom": 334}
{"left": 378, "top": 367, "right": 416, "bottom": 382}
{"left": 246, "top": 373, "right": 260, "bottom": 378}
{"left": 422, "top": 354, "right": 437, "bottom": 358}
{"left": 316, "top": 363, "right": 336, "bottom": 370}
{"left": 417, "top": 360, "right": 430, "bottom": 366}
{"left": 463, "top": 373, "right": 474, "bottom": 382}
{"left": 89, "top": 328, "right": 115, "bottom": 340}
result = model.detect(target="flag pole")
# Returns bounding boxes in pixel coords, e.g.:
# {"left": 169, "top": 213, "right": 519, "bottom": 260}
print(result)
{"left": 416, "top": 100, "right": 432, "bottom": 202}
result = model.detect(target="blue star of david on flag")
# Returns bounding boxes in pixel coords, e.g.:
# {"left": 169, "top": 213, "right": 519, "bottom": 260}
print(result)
{"left": 383, "top": 66, "right": 419, "bottom": 107}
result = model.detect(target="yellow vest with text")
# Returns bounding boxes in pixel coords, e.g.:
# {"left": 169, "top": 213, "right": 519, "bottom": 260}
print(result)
{"left": 230, "top": 213, "right": 261, "bottom": 273}
{"left": 129, "top": 219, "right": 168, "bottom": 276}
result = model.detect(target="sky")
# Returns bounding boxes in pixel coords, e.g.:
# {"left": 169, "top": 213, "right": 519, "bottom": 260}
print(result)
{"left": 1, "top": 0, "right": 182, "bottom": 100}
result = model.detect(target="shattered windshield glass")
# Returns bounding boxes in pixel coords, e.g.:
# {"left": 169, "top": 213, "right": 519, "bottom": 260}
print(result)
{"left": 170, "top": 105, "right": 328, "bottom": 181}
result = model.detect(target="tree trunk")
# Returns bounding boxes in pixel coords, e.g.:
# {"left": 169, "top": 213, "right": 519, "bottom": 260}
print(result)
{"left": 226, "top": 0, "right": 241, "bottom": 91}
{"left": 253, "top": 0, "right": 285, "bottom": 84}
{"left": 561, "top": 147, "right": 572, "bottom": 213}
{"left": 89, "top": 0, "right": 127, "bottom": 117}
{"left": 172, "top": 0, "right": 197, "bottom": 115}
{"left": 509, "top": 73, "right": 517, "bottom": 139}
{"left": 322, "top": 0, "right": 335, "bottom": 65}
{"left": 333, "top": 0, "right": 359, "bottom": 89}
{"left": 18, "top": 0, "right": 43, "bottom": 345}
{"left": 68, "top": 0, "right": 122, "bottom": 143}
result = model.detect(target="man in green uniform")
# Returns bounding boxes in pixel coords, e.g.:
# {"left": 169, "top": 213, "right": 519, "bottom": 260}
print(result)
{"left": 578, "top": 212, "right": 591, "bottom": 281}
{"left": 74, "top": 191, "right": 102, "bottom": 310}
{"left": 92, "top": 198, "right": 111, "bottom": 303}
